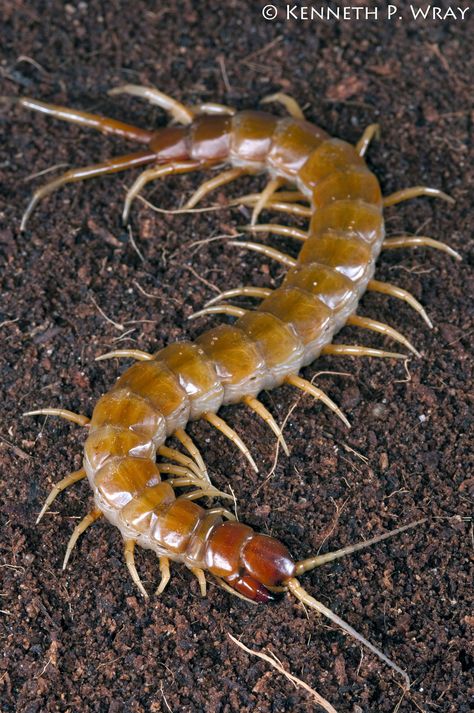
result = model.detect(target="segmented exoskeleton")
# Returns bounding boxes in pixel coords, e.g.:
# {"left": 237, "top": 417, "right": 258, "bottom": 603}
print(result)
{"left": 18, "top": 85, "right": 460, "bottom": 690}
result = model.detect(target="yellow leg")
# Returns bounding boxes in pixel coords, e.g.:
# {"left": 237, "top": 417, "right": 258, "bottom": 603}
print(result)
{"left": 124, "top": 539, "right": 148, "bottom": 598}
{"left": 250, "top": 177, "right": 285, "bottom": 226}
{"left": 383, "top": 186, "right": 454, "bottom": 207}
{"left": 174, "top": 428, "right": 209, "bottom": 483}
{"left": 95, "top": 349, "right": 153, "bottom": 362}
{"left": 321, "top": 344, "right": 406, "bottom": 360}
{"left": 356, "top": 123, "right": 380, "bottom": 157}
{"left": 229, "top": 240, "right": 296, "bottom": 268}
{"left": 184, "top": 168, "right": 247, "bottom": 209}
{"left": 189, "top": 566, "right": 207, "bottom": 597}
{"left": 36, "top": 468, "right": 87, "bottom": 524}
{"left": 122, "top": 160, "right": 201, "bottom": 223}
{"left": 158, "top": 445, "right": 204, "bottom": 481}
{"left": 284, "top": 374, "right": 350, "bottom": 428}
{"left": 203, "top": 411, "right": 258, "bottom": 473}
{"left": 260, "top": 92, "right": 305, "bottom": 120}
{"left": 108, "top": 84, "right": 195, "bottom": 125}
{"left": 243, "top": 223, "right": 307, "bottom": 242}
{"left": 346, "top": 315, "right": 421, "bottom": 358}
{"left": 367, "top": 279, "right": 432, "bottom": 329}
{"left": 24, "top": 408, "right": 90, "bottom": 427}
{"left": 63, "top": 508, "right": 102, "bottom": 569}
{"left": 156, "top": 556, "right": 171, "bottom": 595}
{"left": 205, "top": 286, "right": 272, "bottom": 307}
{"left": 382, "top": 236, "right": 461, "bottom": 261}
{"left": 242, "top": 395, "right": 290, "bottom": 456}
{"left": 189, "top": 304, "right": 246, "bottom": 321}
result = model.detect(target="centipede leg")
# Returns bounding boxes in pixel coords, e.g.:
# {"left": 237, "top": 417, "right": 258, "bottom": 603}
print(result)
{"left": 321, "top": 344, "right": 406, "bottom": 360}
{"left": 189, "top": 304, "right": 247, "bottom": 321}
{"left": 203, "top": 412, "right": 258, "bottom": 473}
{"left": 124, "top": 539, "right": 149, "bottom": 598}
{"left": 383, "top": 186, "right": 454, "bottom": 207}
{"left": 284, "top": 374, "right": 350, "bottom": 428}
{"left": 260, "top": 92, "right": 305, "bottom": 120}
{"left": 242, "top": 395, "right": 290, "bottom": 456}
{"left": 207, "top": 506, "right": 236, "bottom": 521}
{"left": 21, "top": 150, "right": 158, "bottom": 231}
{"left": 108, "top": 84, "right": 195, "bottom": 125}
{"left": 382, "top": 236, "right": 461, "bottom": 261}
{"left": 368, "top": 279, "right": 433, "bottom": 328}
{"left": 189, "top": 566, "right": 207, "bottom": 596}
{"left": 122, "top": 160, "right": 202, "bottom": 223}
{"left": 36, "top": 468, "right": 87, "bottom": 524}
{"left": 174, "top": 428, "right": 209, "bottom": 482}
{"left": 158, "top": 445, "right": 204, "bottom": 481}
{"left": 183, "top": 168, "right": 248, "bottom": 208}
{"left": 356, "top": 123, "right": 380, "bottom": 157}
{"left": 228, "top": 240, "right": 296, "bottom": 268}
{"left": 62, "top": 508, "right": 102, "bottom": 570}
{"left": 242, "top": 223, "right": 308, "bottom": 242}
{"left": 156, "top": 556, "right": 171, "bottom": 595}
{"left": 205, "top": 286, "right": 272, "bottom": 307}
{"left": 250, "top": 177, "right": 285, "bottom": 226}
{"left": 17, "top": 96, "right": 154, "bottom": 143}
{"left": 346, "top": 314, "right": 421, "bottom": 358}
{"left": 24, "top": 408, "right": 90, "bottom": 427}
{"left": 95, "top": 349, "right": 154, "bottom": 362}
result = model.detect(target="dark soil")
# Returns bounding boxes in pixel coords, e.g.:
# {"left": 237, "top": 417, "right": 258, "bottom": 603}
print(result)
{"left": 1, "top": 2, "right": 473, "bottom": 712}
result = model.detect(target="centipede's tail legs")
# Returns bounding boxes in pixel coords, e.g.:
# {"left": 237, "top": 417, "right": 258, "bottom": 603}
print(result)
{"left": 286, "top": 518, "right": 427, "bottom": 687}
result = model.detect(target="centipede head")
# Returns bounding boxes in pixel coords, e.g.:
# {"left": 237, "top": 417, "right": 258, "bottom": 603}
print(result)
{"left": 207, "top": 523, "right": 296, "bottom": 603}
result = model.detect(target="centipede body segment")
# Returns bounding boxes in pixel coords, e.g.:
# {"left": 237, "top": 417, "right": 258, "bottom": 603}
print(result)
{"left": 19, "top": 85, "right": 460, "bottom": 687}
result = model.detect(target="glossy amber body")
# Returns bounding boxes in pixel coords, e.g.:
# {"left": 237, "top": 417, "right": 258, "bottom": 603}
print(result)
{"left": 82, "top": 108, "right": 384, "bottom": 600}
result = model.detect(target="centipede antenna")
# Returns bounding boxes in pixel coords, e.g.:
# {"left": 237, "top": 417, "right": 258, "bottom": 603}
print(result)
{"left": 321, "top": 344, "right": 406, "bottom": 360}
{"left": 383, "top": 186, "right": 455, "bottom": 207}
{"left": 62, "top": 508, "right": 102, "bottom": 570}
{"left": 158, "top": 445, "right": 204, "bottom": 481}
{"left": 23, "top": 408, "right": 90, "bottom": 427}
{"left": 228, "top": 240, "right": 297, "bottom": 268}
{"left": 184, "top": 167, "right": 247, "bottom": 209}
{"left": 36, "top": 468, "right": 87, "bottom": 524}
{"left": 346, "top": 314, "right": 421, "bottom": 358}
{"left": 174, "top": 428, "right": 209, "bottom": 483}
{"left": 295, "top": 519, "right": 427, "bottom": 575}
{"left": 286, "top": 578, "right": 410, "bottom": 687}
{"left": 356, "top": 123, "right": 380, "bottom": 157}
{"left": 205, "top": 286, "right": 272, "bottom": 307}
{"left": 108, "top": 84, "right": 195, "bottom": 125}
{"left": 122, "top": 160, "right": 201, "bottom": 224}
{"left": 382, "top": 236, "right": 462, "bottom": 261}
{"left": 95, "top": 349, "right": 154, "bottom": 362}
{"left": 242, "top": 395, "right": 290, "bottom": 456}
{"left": 242, "top": 223, "right": 308, "bottom": 242}
{"left": 368, "top": 280, "right": 433, "bottom": 329}
{"left": 189, "top": 566, "right": 207, "bottom": 597}
{"left": 124, "top": 539, "right": 149, "bottom": 598}
{"left": 260, "top": 92, "right": 305, "bottom": 120}
{"left": 285, "top": 374, "right": 350, "bottom": 429}
{"left": 203, "top": 411, "right": 259, "bottom": 473}
{"left": 156, "top": 556, "right": 171, "bottom": 595}
{"left": 20, "top": 150, "right": 157, "bottom": 231}
{"left": 188, "top": 304, "right": 247, "bottom": 321}
{"left": 250, "top": 177, "right": 285, "bottom": 226}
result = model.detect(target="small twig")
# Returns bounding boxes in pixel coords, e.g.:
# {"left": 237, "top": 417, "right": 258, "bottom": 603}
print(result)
{"left": 181, "top": 265, "right": 221, "bottom": 294}
{"left": 24, "top": 163, "right": 69, "bottom": 183}
{"left": 90, "top": 296, "right": 125, "bottom": 331}
{"left": 228, "top": 634, "right": 338, "bottom": 713}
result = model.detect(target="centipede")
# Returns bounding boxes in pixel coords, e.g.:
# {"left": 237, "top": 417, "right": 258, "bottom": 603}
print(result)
{"left": 16, "top": 85, "right": 461, "bottom": 694}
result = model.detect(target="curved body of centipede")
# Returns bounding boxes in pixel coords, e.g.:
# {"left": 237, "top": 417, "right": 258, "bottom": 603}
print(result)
{"left": 18, "top": 85, "right": 460, "bottom": 690}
